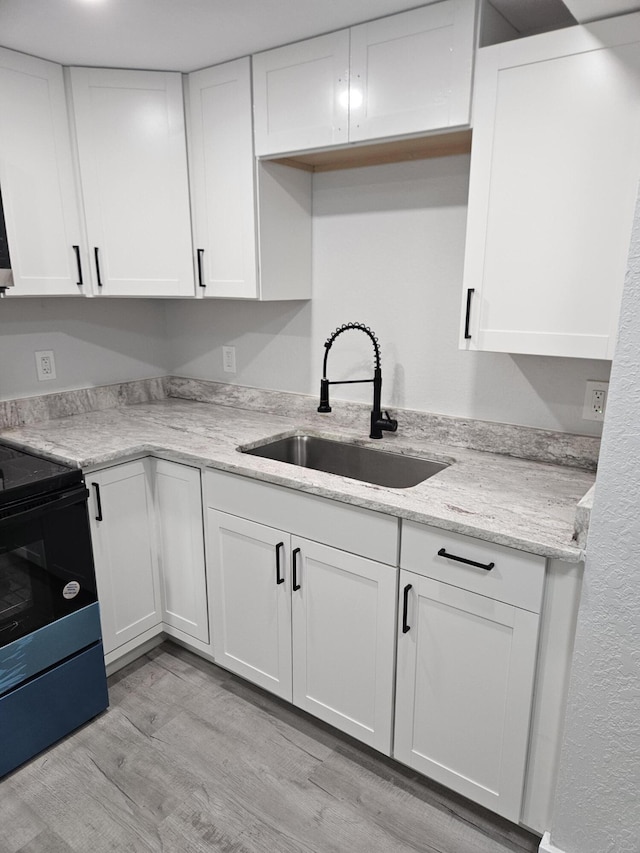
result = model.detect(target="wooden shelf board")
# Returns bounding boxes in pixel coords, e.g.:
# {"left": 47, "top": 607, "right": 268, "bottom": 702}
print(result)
{"left": 267, "top": 130, "right": 472, "bottom": 173}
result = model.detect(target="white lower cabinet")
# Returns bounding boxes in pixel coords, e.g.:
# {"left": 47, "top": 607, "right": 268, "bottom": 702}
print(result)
{"left": 395, "top": 522, "right": 545, "bottom": 822}
{"left": 88, "top": 458, "right": 573, "bottom": 828}
{"left": 88, "top": 458, "right": 208, "bottom": 663}
{"left": 209, "top": 512, "right": 293, "bottom": 698}
{"left": 89, "top": 459, "right": 161, "bottom": 658}
{"left": 395, "top": 571, "right": 539, "bottom": 821}
{"left": 208, "top": 506, "right": 397, "bottom": 753}
{"left": 291, "top": 537, "right": 396, "bottom": 751}
{"left": 153, "top": 459, "right": 209, "bottom": 645}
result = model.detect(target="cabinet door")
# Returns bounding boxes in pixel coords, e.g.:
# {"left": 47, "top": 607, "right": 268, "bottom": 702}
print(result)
{"left": 69, "top": 67, "right": 194, "bottom": 297}
{"left": 88, "top": 460, "right": 161, "bottom": 656}
{"left": 291, "top": 538, "right": 396, "bottom": 753}
{"left": 394, "top": 570, "right": 539, "bottom": 821}
{"left": 461, "top": 17, "right": 640, "bottom": 358}
{"left": 153, "top": 460, "right": 209, "bottom": 644}
{"left": 208, "top": 510, "right": 292, "bottom": 700}
{"left": 0, "top": 48, "right": 86, "bottom": 296}
{"left": 349, "top": 1, "right": 475, "bottom": 143}
{"left": 188, "top": 59, "right": 257, "bottom": 298}
{"left": 253, "top": 30, "right": 350, "bottom": 157}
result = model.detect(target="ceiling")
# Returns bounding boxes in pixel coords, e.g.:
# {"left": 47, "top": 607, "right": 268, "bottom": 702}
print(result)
{"left": 562, "top": 0, "right": 640, "bottom": 21}
{"left": 0, "top": 0, "right": 639, "bottom": 73}
{"left": 0, "top": 0, "right": 456, "bottom": 72}
{"left": 488, "top": 0, "right": 574, "bottom": 34}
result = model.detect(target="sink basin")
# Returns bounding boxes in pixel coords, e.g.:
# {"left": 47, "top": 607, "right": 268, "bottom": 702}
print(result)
{"left": 241, "top": 434, "right": 448, "bottom": 489}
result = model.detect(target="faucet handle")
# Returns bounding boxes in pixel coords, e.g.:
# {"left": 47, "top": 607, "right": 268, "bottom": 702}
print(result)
{"left": 383, "top": 411, "right": 398, "bottom": 432}
{"left": 371, "top": 410, "right": 398, "bottom": 438}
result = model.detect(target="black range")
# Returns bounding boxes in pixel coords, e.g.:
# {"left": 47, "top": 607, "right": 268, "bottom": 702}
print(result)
{"left": 0, "top": 440, "right": 108, "bottom": 777}
{"left": 0, "top": 442, "right": 82, "bottom": 510}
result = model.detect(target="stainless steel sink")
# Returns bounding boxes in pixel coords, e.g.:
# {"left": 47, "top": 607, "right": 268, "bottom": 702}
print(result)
{"left": 241, "top": 434, "right": 449, "bottom": 489}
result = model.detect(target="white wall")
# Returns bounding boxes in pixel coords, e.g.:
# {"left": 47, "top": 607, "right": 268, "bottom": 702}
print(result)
{"left": 0, "top": 298, "right": 168, "bottom": 400}
{"left": 548, "top": 186, "right": 640, "bottom": 853}
{"left": 166, "top": 156, "right": 609, "bottom": 435}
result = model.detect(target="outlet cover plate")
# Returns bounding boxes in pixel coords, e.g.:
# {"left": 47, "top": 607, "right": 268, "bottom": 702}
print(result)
{"left": 35, "top": 350, "right": 56, "bottom": 381}
{"left": 222, "top": 345, "right": 236, "bottom": 374}
{"left": 583, "top": 380, "right": 608, "bottom": 421}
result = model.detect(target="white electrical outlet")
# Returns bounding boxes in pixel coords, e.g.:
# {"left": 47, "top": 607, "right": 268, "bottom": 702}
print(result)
{"left": 35, "top": 350, "right": 56, "bottom": 381}
{"left": 222, "top": 345, "right": 236, "bottom": 374}
{"left": 583, "top": 380, "right": 608, "bottom": 421}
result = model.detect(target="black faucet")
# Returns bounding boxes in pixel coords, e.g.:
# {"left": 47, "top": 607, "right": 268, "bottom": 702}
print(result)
{"left": 317, "top": 322, "right": 398, "bottom": 440}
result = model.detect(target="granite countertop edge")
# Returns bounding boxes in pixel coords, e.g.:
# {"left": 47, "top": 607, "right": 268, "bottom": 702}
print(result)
{"left": 0, "top": 400, "right": 592, "bottom": 564}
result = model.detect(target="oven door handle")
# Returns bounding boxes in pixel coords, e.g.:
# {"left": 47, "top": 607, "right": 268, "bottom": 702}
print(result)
{"left": 0, "top": 485, "right": 90, "bottom": 529}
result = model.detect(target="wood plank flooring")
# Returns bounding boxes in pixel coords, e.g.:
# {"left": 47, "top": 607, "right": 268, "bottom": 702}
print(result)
{"left": 0, "top": 642, "right": 541, "bottom": 853}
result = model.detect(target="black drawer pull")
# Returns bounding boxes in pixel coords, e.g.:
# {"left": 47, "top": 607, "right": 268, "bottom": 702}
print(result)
{"left": 94, "top": 247, "right": 103, "bottom": 288}
{"left": 437, "top": 547, "right": 494, "bottom": 571}
{"left": 73, "top": 245, "right": 83, "bottom": 286}
{"left": 197, "top": 248, "right": 205, "bottom": 288}
{"left": 275, "top": 542, "right": 285, "bottom": 585}
{"left": 292, "top": 547, "right": 301, "bottom": 591}
{"left": 402, "top": 583, "right": 412, "bottom": 633}
{"left": 91, "top": 482, "right": 103, "bottom": 522}
{"left": 464, "top": 288, "right": 474, "bottom": 339}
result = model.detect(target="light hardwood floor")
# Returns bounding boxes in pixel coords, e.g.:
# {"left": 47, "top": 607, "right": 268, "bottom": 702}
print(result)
{"left": 1, "top": 642, "right": 541, "bottom": 853}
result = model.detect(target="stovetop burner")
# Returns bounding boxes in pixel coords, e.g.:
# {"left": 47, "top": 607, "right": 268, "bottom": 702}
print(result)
{"left": 0, "top": 443, "right": 82, "bottom": 507}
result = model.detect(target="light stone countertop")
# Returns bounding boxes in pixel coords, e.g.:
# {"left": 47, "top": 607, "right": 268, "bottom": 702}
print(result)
{"left": 0, "top": 397, "right": 594, "bottom": 563}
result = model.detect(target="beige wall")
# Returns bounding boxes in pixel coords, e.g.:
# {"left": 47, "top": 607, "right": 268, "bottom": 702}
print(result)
{"left": 0, "top": 298, "right": 168, "bottom": 400}
{"left": 166, "top": 156, "right": 609, "bottom": 434}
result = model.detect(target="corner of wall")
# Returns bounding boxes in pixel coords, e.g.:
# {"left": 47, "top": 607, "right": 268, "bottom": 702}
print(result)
{"left": 539, "top": 831, "right": 567, "bottom": 853}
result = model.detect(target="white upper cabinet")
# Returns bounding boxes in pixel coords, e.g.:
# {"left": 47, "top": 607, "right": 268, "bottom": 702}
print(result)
{"left": 0, "top": 48, "right": 86, "bottom": 296}
{"left": 187, "top": 58, "right": 311, "bottom": 300}
{"left": 348, "top": 1, "right": 475, "bottom": 143}
{"left": 253, "top": 31, "right": 350, "bottom": 158}
{"left": 69, "top": 67, "right": 194, "bottom": 297}
{"left": 188, "top": 59, "right": 257, "bottom": 298}
{"left": 461, "top": 13, "right": 640, "bottom": 359}
{"left": 253, "top": 1, "right": 477, "bottom": 157}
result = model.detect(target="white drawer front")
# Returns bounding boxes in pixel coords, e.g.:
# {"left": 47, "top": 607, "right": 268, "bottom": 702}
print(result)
{"left": 401, "top": 522, "right": 545, "bottom": 612}
{"left": 206, "top": 469, "right": 399, "bottom": 566}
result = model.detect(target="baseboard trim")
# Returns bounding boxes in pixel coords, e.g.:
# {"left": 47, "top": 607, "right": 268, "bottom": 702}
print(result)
{"left": 105, "top": 633, "right": 165, "bottom": 676}
{"left": 539, "top": 831, "right": 567, "bottom": 853}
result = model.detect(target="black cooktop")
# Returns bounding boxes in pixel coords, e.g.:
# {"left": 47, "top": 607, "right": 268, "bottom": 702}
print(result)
{"left": 0, "top": 443, "right": 82, "bottom": 507}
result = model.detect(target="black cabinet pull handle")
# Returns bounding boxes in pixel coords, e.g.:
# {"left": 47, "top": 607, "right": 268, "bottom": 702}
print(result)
{"left": 464, "top": 288, "right": 474, "bottom": 339}
{"left": 437, "top": 547, "right": 494, "bottom": 571}
{"left": 92, "top": 482, "right": 103, "bottom": 522}
{"left": 402, "top": 584, "right": 412, "bottom": 633}
{"left": 197, "top": 248, "right": 205, "bottom": 288}
{"left": 275, "top": 541, "right": 285, "bottom": 585}
{"left": 292, "top": 547, "right": 301, "bottom": 591}
{"left": 73, "top": 245, "right": 83, "bottom": 286}
{"left": 94, "top": 247, "right": 103, "bottom": 288}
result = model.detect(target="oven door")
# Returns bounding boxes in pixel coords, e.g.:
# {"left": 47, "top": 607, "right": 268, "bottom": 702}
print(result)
{"left": 0, "top": 484, "right": 97, "bottom": 650}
